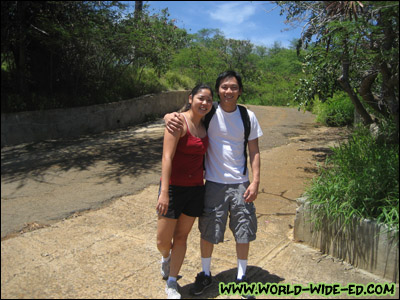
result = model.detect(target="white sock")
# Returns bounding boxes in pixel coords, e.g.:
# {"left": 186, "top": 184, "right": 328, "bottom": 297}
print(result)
{"left": 201, "top": 257, "right": 211, "bottom": 276}
{"left": 237, "top": 259, "right": 247, "bottom": 280}
{"left": 162, "top": 253, "right": 171, "bottom": 263}
{"left": 167, "top": 276, "right": 177, "bottom": 284}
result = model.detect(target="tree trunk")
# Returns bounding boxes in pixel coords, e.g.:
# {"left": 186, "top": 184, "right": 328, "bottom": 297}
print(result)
{"left": 338, "top": 75, "right": 373, "bottom": 125}
{"left": 338, "top": 55, "right": 373, "bottom": 125}
{"left": 16, "top": 1, "right": 27, "bottom": 96}
{"left": 134, "top": 1, "right": 143, "bottom": 19}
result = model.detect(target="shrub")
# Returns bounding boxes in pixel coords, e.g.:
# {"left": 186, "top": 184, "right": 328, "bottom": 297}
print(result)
{"left": 314, "top": 92, "right": 354, "bottom": 126}
{"left": 307, "top": 125, "right": 399, "bottom": 235}
{"left": 161, "top": 71, "right": 195, "bottom": 90}
{"left": 241, "top": 81, "right": 294, "bottom": 107}
{"left": 114, "top": 67, "right": 165, "bottom": 101}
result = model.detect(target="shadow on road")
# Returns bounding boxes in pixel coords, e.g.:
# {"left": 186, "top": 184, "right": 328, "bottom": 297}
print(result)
{"left": 180, "top": 266, "right": 284, "bottom": 298}
{"left": 1, "top": 128, "right": 164, "bottom": 185}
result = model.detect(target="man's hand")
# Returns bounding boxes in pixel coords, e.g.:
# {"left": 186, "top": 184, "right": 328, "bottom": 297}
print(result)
{"left": 245, "top": 139, "right": 260, "bottom": 203}
{"left": 164, "top": 112, "right": 184, "bottom": 134}
{"left": 243, "top": 181, "right": 259, "bottom": 203}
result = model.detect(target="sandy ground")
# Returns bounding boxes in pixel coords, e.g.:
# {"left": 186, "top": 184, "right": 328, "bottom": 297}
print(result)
{"left": 1, "top": 106, "right": 398, "bottom": 299}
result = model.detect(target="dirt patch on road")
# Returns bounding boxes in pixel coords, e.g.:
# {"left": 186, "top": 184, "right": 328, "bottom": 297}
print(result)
{"left": 256, "top": 126, "right": 349, "bottom": 219}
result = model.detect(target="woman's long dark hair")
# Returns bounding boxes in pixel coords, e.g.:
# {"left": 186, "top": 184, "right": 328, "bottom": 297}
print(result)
{"left": 183, "top": 83, "right": 213, "bottom": 111}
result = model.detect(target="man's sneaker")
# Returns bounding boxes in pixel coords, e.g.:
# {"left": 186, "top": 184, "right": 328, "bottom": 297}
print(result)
{"left": 190, "top": 272, "right": 212, "bottom": 295}
{"left": 235, "top": 276, "right": 256, "bottom": 299}
{"left": 160, "top": 258, "right": 170, "bottom": 280}
{"left": 165, "top": 280, "right": 181, "bottom": 299}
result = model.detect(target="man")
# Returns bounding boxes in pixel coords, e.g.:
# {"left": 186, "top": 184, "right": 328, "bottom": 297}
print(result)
{"left": 164, "top": 70, "right": 263, "bottom": 296}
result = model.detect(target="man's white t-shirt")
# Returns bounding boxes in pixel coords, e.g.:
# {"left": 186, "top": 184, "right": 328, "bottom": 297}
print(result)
{"left": 204, "top": 105, "right": 263, "bottom": 184}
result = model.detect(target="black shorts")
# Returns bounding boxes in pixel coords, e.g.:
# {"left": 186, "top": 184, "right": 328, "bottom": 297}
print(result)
{"left": 158, "top": 183, "right": 205, "bottom": 219}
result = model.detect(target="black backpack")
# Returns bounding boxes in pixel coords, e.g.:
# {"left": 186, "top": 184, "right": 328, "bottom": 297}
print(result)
{"left": 203, "top": 102, "right": 251, "bottom": 175}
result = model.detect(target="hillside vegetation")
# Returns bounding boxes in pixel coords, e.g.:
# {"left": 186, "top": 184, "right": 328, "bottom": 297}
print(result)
{"left": 1, "top": 2, "right": 303, "bottom": 112}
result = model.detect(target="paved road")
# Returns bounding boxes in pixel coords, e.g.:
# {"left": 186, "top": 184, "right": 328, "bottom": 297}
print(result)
{"left": 1, "top": 106, "right": 398, "bottom": 299}
{"left": 1, "top": 106, "right": 314, "bottom": 239}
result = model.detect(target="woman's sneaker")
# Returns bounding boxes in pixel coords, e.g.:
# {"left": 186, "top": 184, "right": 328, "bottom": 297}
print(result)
{"left": 165, "top": 280, "right": 181, "bottom": 299}
{"left": 190, "top": 272, "right": 212, "bottom": 295}
{"left": 160, "top": 259, "right": 170, "bottom": 280}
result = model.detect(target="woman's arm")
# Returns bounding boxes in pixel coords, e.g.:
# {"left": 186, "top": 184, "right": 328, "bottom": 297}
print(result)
{"left": 157, "top": 117, "right": 184, "bottom": 215}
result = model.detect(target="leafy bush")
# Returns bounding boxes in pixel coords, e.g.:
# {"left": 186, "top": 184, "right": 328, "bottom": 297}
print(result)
{"left": 313, "top": 92, "right": 354, "bottom": 126}
{"left": 114, "top": 68, "right": 195, "bottom": 102}
{"left": 241, "top": 74, "right": 300, "bottom": 107}
{"left": 114, "top": 67, "right": 165, "bottom": 101}
{"left": 161, "top": 71, "right": 195, "bottom": 90}
{"left": 307, "top": 125, "right": 399, "bottom": 235}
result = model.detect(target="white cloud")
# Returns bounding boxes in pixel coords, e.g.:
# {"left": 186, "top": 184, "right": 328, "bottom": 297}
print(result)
{"left": 207, "top": 2, "right": 259, "bottom": 42}
{"left": 209, "top": 2, "right": 256, "bottom": 24}
{"left": 147, "top": 1, "right": 302, "bottom": 48}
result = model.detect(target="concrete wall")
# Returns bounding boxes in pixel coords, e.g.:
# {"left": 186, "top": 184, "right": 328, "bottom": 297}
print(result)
{"left": 294, "top": 197, "right": 399, "bottom": 283}
{"left": 1, "top": 90, "right": 189, "bottom": 147}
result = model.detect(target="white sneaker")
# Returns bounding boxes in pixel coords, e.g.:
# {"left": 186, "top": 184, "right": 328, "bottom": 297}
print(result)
{"left": 160, "top": 258, "right": 170, "bottom": 280}
{"left": 165, "top": 280, "right": 181, "bottom": 299}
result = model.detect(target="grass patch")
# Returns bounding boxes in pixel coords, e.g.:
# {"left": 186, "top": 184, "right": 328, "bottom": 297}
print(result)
{"left": 306, "top": 124, "right": 399, "bottom": 236}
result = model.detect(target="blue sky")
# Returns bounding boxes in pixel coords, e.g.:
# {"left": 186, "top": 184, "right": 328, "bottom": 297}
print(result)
{"left": 141, "top": 1, "right": 304, "bottom": 48}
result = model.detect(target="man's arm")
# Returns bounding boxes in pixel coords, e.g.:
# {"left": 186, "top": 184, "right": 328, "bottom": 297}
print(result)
{"left": 164, "top": 112, "right": 184, "bottom": 134}
{"left": 243, "top": 138, "right": 260, "bottom": 203}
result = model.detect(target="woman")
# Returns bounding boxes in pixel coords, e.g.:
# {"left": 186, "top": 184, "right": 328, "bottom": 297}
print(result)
{"left": 156, "top": 84, "right": 213, "bottom": 299}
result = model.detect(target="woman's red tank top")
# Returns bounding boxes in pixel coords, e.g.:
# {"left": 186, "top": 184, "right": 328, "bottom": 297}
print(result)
{"left": 170, "top": 116, "right": 209, "bottom": 186}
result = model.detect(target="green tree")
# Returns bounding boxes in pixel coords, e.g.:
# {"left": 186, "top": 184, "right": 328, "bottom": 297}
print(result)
{"left": 277, "top": 1, "right": 399, "bottom": 137}
{"left": 171, "top": 45, "right": 225, "bottom": 85}
{"left": 1, "top": 1, "right": 188, "bottom": 112}
{"left": 225, "top": 39, "right": 257, "bottom": 80}
{"left": 2, "top": 1, "right": 129, "bottom": 109}
{"left": 169, "top": 25, "right": 304, "bottom": 106}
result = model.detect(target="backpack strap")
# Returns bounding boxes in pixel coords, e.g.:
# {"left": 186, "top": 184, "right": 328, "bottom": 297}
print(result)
{"left": 203, "top": 102, "right": 218, "bottom": 171}
{"left": 238, "top": 105, "right": 251, "bottom": 175}
{"left": 204, "top": 101, "right": 219, "bottom": 131}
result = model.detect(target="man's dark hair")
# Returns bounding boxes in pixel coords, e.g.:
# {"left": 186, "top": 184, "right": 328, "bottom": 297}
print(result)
{"left": 215, "top": 70, "right": 243, "bottom": 98}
